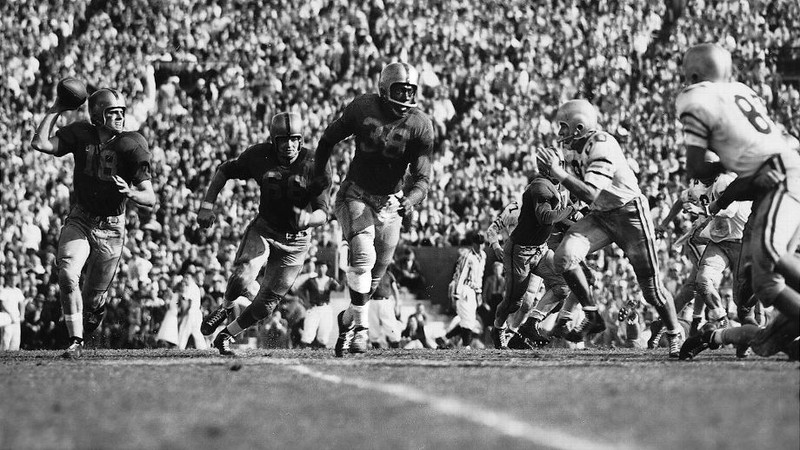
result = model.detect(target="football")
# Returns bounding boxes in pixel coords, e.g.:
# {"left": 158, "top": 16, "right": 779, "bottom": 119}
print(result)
{"left": 56, "top": 77, "right": 88, "bottom": 110}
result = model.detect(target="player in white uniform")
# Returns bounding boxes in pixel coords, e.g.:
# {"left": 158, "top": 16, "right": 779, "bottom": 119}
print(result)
{"left": 676, "top": 43, "right": 800, "bottom": 357}
{"left": 692, "top": 173, "right": 752, "bottom": 328}
{"left": 538, "top": 99, "right": 683, "bottom": 357}
{"left": 446, "top": 231, "right": 487, "bottom": 347}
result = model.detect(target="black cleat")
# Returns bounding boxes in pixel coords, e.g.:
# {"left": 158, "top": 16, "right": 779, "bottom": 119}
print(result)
{"left": 84, "top": 306, "right": 107, "bottom": 335}
{"left": 213, "top": 330, "right": 236, "bottom": 356}
{"left": 507, "top": 331, "right": 535, "bottom": 350}
{"left": 647, "top": 319, "right": 664, "bottom": 349}
{"left": 679, "top": 326, "right": 717, "bottom": 360}
{"left": 61, "top": 338, "right": 84, "bottom": 359}
{"left": 565, "top": 311, "right": 606, "bottom": 343}
{"left": 491, "top": 327, "right": 510, "bottom": 349}
{"left": 334, "top": 311, "right": 354, "bottom": 357}
{"left": 202, "top": 305, "right": 232, "bottom": 336}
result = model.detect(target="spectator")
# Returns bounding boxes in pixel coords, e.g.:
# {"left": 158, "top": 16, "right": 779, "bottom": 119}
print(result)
{"left": 392, "top": 247, "right": 428, "bottom": 298}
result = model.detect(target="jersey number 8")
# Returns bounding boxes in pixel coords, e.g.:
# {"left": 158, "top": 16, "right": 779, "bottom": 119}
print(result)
{"left": 734, "top": 95, "right": 772, "bottom": 134}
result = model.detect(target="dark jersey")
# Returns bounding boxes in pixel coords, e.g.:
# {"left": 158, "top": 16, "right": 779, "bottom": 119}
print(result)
{"left": 299, "top": 276, "right": 338, "bottom": 306}
{"left": 321, "top": 93, "right": 433, "bottom": 196}
{"left": 220, "top": 144, "right": 331, "bottom": 233}
{"left": 511, "top": 177, "right": 575, "bottom": 246}
{"left": 55, "top": 122, "right": 151, "bottom": 216}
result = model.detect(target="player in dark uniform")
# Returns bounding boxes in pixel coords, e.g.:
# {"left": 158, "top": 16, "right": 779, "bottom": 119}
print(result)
{"left": 31, "top": 88, "right": 155, "bottom": 358}
{"left": 196, "top": 112, "right": 331, "bottom": 356}
{"left": 492, "top": 151, "right": 576, "bottom": 349}
{"left": 313, "top": 62, "right": 434, "bottom": 356}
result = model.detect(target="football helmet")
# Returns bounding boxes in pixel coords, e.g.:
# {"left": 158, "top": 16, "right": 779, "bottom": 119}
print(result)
{"left": 682, "top": 43, "right": 732, "bottom": 85}
{"left": 88, "top": 88, "right": 126, "bottom": 133}
{"left": 378, "top": 62, "right": 419, "bottom": 117}
{"left": 555, "top": 99, "right": 598, "bottom": 151}
{"left": 270, "top": 112, "right": 303, "bottom": 164}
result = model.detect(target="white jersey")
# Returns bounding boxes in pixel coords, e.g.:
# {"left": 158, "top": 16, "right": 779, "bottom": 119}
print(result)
{"left": 676, "top": 81, "right": 800, "bottom": 177}
{"left": 572, "top": 130, "right": 641, "bottom": 211}
{"left": 698, "top": 173, "right": 752, "bottom": 243}
{"left": 485, "top": 200, "right": 519, "bottom": 247}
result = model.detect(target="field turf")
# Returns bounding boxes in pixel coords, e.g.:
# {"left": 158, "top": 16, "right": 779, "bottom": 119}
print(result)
{"left": 1, "top": 347, "right": 798, "bottom": 450}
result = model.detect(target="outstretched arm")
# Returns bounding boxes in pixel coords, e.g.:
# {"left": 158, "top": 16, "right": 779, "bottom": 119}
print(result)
{"left": 196, "top": 166, "right": 232, "bottom": 228}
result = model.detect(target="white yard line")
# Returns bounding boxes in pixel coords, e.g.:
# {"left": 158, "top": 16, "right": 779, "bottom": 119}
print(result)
{"left": 288, "top": 364, "right": 636, "bottom": 450}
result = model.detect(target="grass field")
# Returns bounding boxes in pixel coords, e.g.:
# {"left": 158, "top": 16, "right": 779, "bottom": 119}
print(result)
{"left": 1, "top": 347, "right": 798, "bottom": 450}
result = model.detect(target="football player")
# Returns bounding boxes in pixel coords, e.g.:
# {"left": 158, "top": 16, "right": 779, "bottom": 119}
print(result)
{"left": 676, "top": 43, "right": 800, "bottom": 357}
{"left": 491, "top": 150, "right": 577, "bottom": 349}
{"left": 196, "top": 112, "right": 332, "bottom": 356}
{"left": 649, "top": 177, "right": 709, "bottom": 346}
{"left": 312, "top": 62, "right": 434, "bottom": 356}
{"left": 538, "top": 99, "right": 684, "bottom": 357}
{"left": 446, "top": 230, "right": 487, "bottom": 348}
{"left": 31, "top": 87, "right": 156, "bottom": 359}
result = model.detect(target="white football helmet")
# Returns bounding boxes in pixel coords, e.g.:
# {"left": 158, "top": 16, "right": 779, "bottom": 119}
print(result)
{"left": 555, "top": 99, "right": 598, "bottom": 150}
{"left": 682, "top": 43, "right": 733, "bottom": 85}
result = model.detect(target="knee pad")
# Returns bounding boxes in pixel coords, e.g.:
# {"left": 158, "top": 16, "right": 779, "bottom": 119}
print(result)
{"left": 346, "top": 267, "right": 372, "bottom": 294}
{"left": 57, "top": 267, "right": 80, "bottom": 295}
{"left": 638, "top": 276, "right": 666, "bottom": 308}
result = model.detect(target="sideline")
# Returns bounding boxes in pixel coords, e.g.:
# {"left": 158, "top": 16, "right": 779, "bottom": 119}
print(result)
{"left": 287, "top": 364, "right": 637, "bottom": 450}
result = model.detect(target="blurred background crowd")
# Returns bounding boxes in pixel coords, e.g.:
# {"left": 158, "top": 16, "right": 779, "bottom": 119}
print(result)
{"left": 1, "top": 0, "right": 798, "bottom": 350}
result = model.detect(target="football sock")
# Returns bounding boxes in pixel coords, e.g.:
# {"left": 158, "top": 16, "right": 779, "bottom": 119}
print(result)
{"left": 226, "top": 321, "right": 244, "bottom": 337}
{"left": 64, "top": 313, "right": 83, "bottom": 340}
{"left": 352, "top": 304, "right": 368, "bottom": 327}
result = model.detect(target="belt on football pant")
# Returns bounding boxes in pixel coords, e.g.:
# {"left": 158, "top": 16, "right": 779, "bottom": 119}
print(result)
{"left": 74, "top": 205, "right": 123, "bottom": 225}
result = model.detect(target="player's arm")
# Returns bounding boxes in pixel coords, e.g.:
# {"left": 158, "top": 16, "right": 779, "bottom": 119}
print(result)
{"left": 114, "top": 178, "right": 156, "bottom": 208}
{"left": 708, "top": 175, "right": 759, "bottom": 214}
{"left": 534, "top": 201, "right": 575, "bottom": 225}
{"left": 656, "top": 197, "right": 684, "bottom": 232}
{"left": 297, "top": 160, "right": 334, "bottom": 230}
{"left": 31, "top": 102, "right": 72, "bottom": 155}
{"left": 401, "top": 126, "right": 434, "bottom": 210}
{"left": 116, "top": 141, "right": 156, "bottom": 208}
{"left": 313, "top": 104, "right": 356, "bottom": 189}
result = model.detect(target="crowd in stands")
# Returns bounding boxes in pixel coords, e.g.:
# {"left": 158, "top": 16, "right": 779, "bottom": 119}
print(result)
{"left": 1, "top": 0, "right": 799, "bottom": 349}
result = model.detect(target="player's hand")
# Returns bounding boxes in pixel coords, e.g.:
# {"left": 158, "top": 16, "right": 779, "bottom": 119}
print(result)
{"left": 196, "top": 206, "right": 216, "bottom": 229}
{"left": 753, "top": 169, "right": 785, "bottom": 192}
{"left": 112, "top": 176, "right": 132, "bottom": 198}
{"left": 683, "top": 203, "right": 706, "bottom": 216}
{"left": 536, "top": 147, "right": 564, "bottom": 179}
{"left": 294, "top": 207, "right": 311, "bottom": 230}
{"left": 396, "top": 195, "right": 413, "bottom": 217}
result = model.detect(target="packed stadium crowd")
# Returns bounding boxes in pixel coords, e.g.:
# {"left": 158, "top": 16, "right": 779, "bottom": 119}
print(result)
{"left": 1, "top": 0, "right": 799, "bottom": 351}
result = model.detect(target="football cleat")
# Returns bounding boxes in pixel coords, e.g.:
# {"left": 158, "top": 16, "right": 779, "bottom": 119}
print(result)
{"left": 334, "top": 311, "right": 354, "bottom": 357}
{"left": 679, "top": 326, "right": 718, "bottom": 360}
{"left": 490, "top": 327, "right": 510, "bottom": 349}
{"left": 507, "top": 331, "right": 535, "bottom": 350}
{"left": 349, "top": 327, "right": 369, "bottom": 354}
{"left": 667, "top": 330, "right": 686, "bottom": 359}
{"left": 202, "top": 305, "right": 232, "bottom": 336}
{"left": 647, "top": 319, "right": 665, "bottom": 349}
{"left": 435, "top": 337, "right": 452, "bottom": 349}
{"left": 518, "top": 319, "right": 550, "bottom": 347}
{"left": 84, "top": 306, "right": 107, "bottom": 335}
{"left": 550, "top": 318, "right": 571, "bottom": 339}
{"left": 213, "top": 330, "right": 236, "bottom": 356}
{"left": 735, "top": 344, "right": 751, "bottom": 359}
{"left": 751, "top": 313, "right": 799, "bottom": 357}
{"left": 565, "top": 311, "right": 606, "bottom": 343}
{"left": 61, "top": 338, "right": 84, "bottom": 359}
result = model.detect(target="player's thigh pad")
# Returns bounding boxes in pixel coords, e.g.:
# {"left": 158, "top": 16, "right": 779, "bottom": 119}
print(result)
{"left": 553, "top": 214, "right": 611, "bottom": 273}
